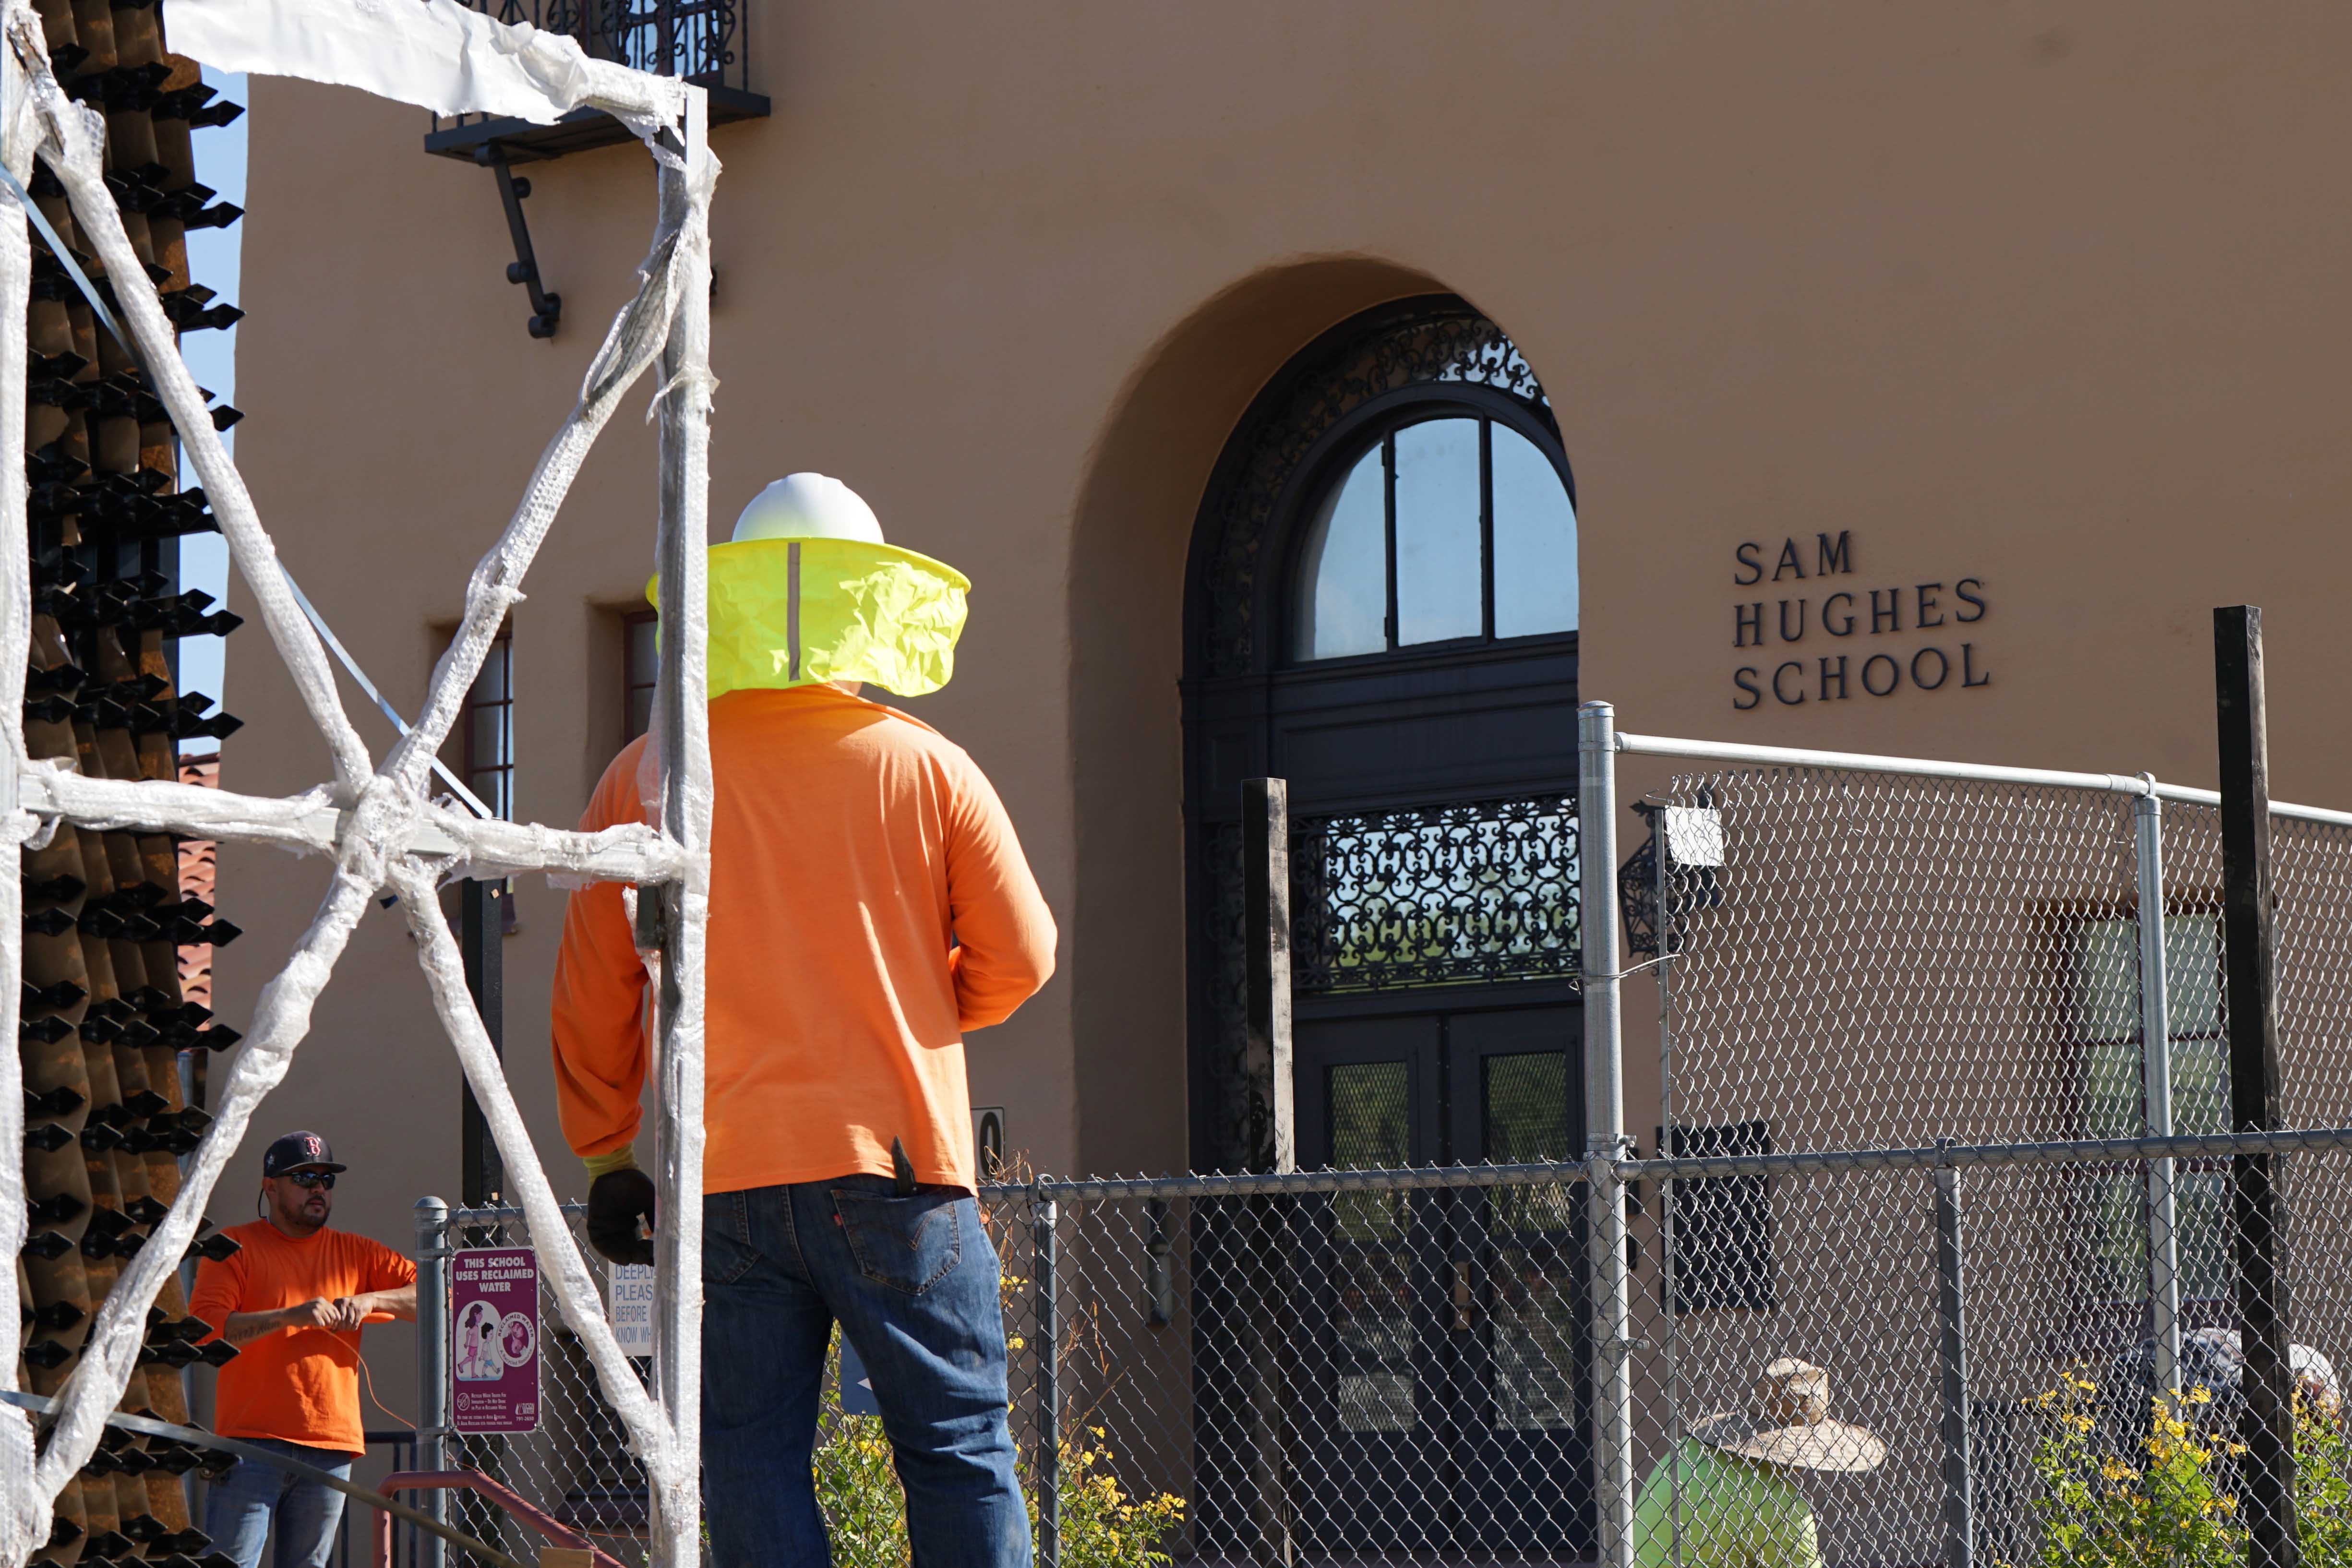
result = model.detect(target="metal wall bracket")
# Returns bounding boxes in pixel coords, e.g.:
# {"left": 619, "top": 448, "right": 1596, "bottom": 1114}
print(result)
{"left": 478, "top": 142, "right": 560, "bottom": 339}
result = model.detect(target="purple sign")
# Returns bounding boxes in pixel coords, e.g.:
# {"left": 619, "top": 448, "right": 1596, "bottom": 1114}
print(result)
{"left": 451, "top": 1248, "right": 540, "bottom": 1434}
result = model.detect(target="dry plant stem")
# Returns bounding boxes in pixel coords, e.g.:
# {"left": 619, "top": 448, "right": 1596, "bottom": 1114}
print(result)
{"left": 388, "top": 862, "right": 681, "bottom": 1484}
{"left": 0, "top": 24, "right": 42, "bottom": 1565}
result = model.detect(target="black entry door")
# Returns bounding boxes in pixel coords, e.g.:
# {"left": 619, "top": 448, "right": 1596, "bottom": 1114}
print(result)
{"left": 1291, "top": 999, "right": 1593, "bottom": 1558}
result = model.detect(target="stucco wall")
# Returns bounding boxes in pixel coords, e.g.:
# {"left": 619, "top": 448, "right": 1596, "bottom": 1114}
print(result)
{"left": 210, "top": 0, "right": 2352, "bottom": 1445}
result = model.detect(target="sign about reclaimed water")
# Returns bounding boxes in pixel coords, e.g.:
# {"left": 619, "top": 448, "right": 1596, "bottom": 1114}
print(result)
{"left": 451, "top": 1248, "right": 540, "bottom": 1434}
{"left": 610, "top": 1262, "right": 655, "bottom": 1356}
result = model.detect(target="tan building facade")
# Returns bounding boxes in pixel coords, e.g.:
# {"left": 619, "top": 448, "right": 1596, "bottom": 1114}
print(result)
{"left": 209, "top": 0, "right": 2352, "bottom": 1459}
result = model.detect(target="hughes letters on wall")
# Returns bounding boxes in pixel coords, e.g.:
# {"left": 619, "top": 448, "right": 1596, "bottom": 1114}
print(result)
{"left": 1729, "top": 533, "right": 1990, "bottom": 710}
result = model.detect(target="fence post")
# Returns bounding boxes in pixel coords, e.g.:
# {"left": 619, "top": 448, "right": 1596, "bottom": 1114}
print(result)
{"left": 1033, "top": 1186, "right": 1060, "bottom": 1568}
{"left": 414, "top": 1197, "right": 451, "bottom": 1568}
{"left": 1241, "top": 778, "right": 1295, "bottom": 1174}
{"left": 1932, "top": 1149, "right": 1972, "bottom": 1568}
{"left": 2215, "top": 604, "right": 2297, "bottom": 1568}
{"left": 1580, "top": 700, "right": 1636, "bottom": 1568}
{"left": 2133, "top": 790, "right": 2184, "bottom": 1400}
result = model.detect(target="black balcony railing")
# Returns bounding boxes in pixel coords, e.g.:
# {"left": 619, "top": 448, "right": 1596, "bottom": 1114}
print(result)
{"left": 425, "top": 0, "right": 768, "bottom": 161}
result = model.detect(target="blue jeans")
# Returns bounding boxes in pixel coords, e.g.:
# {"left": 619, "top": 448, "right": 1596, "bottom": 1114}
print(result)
{"left": 702, "top": 1176, "right": 1029, "bottom": 1568}
{"left": 203, "top": 1439, "right": 353, "bottom": 1568}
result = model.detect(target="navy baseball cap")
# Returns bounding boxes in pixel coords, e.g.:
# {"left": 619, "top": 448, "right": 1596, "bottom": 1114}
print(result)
{"left": 262, "top": 1131, "right": 347, "bottom": 1177}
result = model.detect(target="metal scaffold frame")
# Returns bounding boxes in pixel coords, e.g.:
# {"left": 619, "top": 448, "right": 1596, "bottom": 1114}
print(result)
{"left": 0, "top": 5, "right": 720, "bottom": 1564}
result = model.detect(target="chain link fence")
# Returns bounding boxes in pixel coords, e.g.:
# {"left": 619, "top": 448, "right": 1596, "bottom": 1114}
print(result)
{"left": 411, "top": 1202, "right": 652, "bottom": 1568}
{"left": 394, "top": 736, "right": 2352, "bottom": 1568}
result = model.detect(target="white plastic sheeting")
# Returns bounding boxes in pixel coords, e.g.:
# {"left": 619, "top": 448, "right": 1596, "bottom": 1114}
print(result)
{"left": 0, "top": 22, "right": 39, "bottom": 1564}
{"left": 164, "top": 0, "right": 682, "bottom": 134}
{"left": 0, "top": 5, "right": 717, "bottom": 1565}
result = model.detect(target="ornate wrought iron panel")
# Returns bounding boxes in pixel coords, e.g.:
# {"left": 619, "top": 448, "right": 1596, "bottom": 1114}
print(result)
{"left": 427, "top": 0, "right": 766, "bottom": 159}
{"left": 1291, "top": 794, "right": 1581, "bottom": 994}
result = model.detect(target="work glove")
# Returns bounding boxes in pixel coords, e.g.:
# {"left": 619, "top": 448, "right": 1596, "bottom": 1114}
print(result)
{"left": 587, "top": 1168, "right": 657, "bottom": 1267}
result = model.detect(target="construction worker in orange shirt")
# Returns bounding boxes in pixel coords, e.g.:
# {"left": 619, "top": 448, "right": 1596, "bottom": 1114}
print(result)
{"left": 191, "top": 1132, "right": 418, "bottom": 1568}
{"left": 552, "top": 474, "right": 1056, "bottom": 1568}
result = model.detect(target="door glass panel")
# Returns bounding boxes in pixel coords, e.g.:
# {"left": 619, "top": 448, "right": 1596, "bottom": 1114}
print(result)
{"left": 1393, "top": 419, "right": 1483, "bottom": 645}
{"left": 1483, "top": 1051, "right": 1578, "bottom": 1431}
{"left": 1491, "top": 423, "right": 1577, "bottom": 637}
{"left": 1293, "top": 443, "right": 1388, "bottom": 660}
{"left": 1328, "top": 1061, "right": 1417, "bottom": 1432}
{"left": 1484, "top": 1050, "right": 1571, "bottom": 1161}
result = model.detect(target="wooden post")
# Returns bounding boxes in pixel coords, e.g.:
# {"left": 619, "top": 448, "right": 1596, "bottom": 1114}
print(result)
{"left": 1241, "top": 778, "right": 1295, "bottom": 1174}
{"left": 2214, "top": 604, "right": 2298, "bottom": 1568}
{"left": 1239, "top": 779, "right": 1294, "bottom": 1568}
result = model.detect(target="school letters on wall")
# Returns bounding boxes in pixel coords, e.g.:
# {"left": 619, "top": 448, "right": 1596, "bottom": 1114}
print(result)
{"left": 1728, "top": 533, "right": 1990, "bottom": 711}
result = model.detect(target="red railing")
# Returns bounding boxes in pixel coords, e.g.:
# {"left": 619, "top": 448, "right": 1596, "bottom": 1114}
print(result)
{"left": 372, "top": 1471, "right": 628, "bottom": 1568}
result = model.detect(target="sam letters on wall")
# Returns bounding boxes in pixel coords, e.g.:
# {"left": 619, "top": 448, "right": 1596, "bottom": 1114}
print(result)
{"left": 1730, "top": 533, "right": 1990, "bottom": 710}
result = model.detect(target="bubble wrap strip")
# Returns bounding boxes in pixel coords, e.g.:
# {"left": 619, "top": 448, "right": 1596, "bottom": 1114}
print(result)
{"left": 0, "top": 30, "right": 41, "bottom": 1568}
{"left": 643, "top": 87, "right": 715, "bottom": 1566}
{"left": 21, "top": 753, "right": 690, "bottom": 886}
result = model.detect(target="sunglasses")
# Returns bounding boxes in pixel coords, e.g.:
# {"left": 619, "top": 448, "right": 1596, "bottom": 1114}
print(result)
{"left": 281, "top": 1172, "right": 336, "bottom": 1190}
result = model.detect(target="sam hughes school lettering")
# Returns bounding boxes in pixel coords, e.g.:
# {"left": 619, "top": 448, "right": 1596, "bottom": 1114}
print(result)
{"left": 1730, "top": 533, "right": 1990, "bottom": 710}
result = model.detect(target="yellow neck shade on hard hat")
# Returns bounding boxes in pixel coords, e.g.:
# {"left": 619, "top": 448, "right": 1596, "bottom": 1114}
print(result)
{"left": 647, "top": 536, "right": 970, "bottom": 699}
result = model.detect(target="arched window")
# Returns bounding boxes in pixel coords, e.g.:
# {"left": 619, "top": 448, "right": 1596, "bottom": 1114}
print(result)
{"left": 1292, "top": 413, "right": 1577, "bottom": 661}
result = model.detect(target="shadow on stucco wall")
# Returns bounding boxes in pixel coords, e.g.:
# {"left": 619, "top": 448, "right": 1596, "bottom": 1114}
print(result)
{"left": 1065, "top": 254, "right": 1446, "bottom": 1178}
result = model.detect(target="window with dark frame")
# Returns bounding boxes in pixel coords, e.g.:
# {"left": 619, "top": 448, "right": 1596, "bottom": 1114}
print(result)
{"left": 460, "top": 625, "right": 515, "bottom": 820}
{"left": 623, "top": 609, "right": 659, "bottom": 743}
{"left": 1656, "top": 1120, "right": 1776, "bottom": 1312}
{"left": 1291, "top": 410, "right": 1578, "bottom": 663}
{"left": 2065, "top": 911, "right": 2230, "bottom": 1303}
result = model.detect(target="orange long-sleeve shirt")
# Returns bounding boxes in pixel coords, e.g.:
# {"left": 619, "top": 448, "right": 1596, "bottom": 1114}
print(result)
{"left": 551, "top": 685, "right": 1056, "bottom": 1193}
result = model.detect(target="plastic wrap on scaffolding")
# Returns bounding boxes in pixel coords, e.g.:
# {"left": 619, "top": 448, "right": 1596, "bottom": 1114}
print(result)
{"left": 0, "top": 0, "right": 717, "bottom": 1562}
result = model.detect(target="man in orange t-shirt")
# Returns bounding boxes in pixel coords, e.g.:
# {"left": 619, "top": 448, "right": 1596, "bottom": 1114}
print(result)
{"left": 191, "top": 1131, "right": 417, "bottom": 1568}
{"left": 552, "top": 474, "right": 1056, "bottom": 1568}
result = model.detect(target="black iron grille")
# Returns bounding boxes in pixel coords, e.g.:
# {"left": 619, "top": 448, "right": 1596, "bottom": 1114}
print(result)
{"left": 1290, "top": 794, "right": 1581, "bottom": 994}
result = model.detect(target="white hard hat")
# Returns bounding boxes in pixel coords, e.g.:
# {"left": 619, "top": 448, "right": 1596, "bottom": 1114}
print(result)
{"left": 731, "top": 473, "right": 885, "bottom": 546}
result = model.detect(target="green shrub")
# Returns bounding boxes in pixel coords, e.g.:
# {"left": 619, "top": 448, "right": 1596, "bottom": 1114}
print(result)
{"left": 813, "top": 1334, "right": 1185, "bottom": 1568}
{"left": 2016, "top": 1372, "right": 2352, "bottom": 1567}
